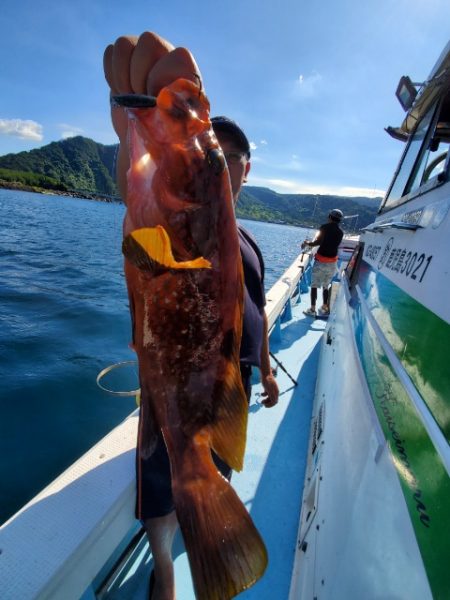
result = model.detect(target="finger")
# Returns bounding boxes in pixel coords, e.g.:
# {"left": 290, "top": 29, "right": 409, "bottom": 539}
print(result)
{"left": 103, "top": 44, "right": 117, "bottom": 93}
{"left": 262, "top": 398, "right": 277, "bottom": 408}
{"left": 130, "top": 31, "right": 174, "bottom": 94}
{"left": 112, "top": 35, "right": 138, "bottom": 93}
{"left": 146, "top": 47, "right": 202, "bottom": 96}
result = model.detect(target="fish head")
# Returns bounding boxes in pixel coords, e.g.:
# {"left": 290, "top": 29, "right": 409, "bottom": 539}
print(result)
{"left": 128, "top": 78, "right": 227, "bottom": 199}
{"left": 125, "top": 78, "right": 233, "bottom": 259}
{"left": 158, "top": 79, "right": 229, "bottom": 174}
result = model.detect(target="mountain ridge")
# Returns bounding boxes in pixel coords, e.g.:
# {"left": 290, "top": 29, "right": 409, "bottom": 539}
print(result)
{"left": 0, "top": 136, "right": 380, "bottom": 229}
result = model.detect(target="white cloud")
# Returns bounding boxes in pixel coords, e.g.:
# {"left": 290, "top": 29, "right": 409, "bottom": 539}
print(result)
{"left": 59, "top": 123, "right": 84, "bottom": 139}
{"left": 250, "top": 141, "right": 257, "bottom": 151}
{"left": 248, "top": 175, "right": 384, "bottom": 198}
{"left": 260, "top": 139, "right": 268, "bottom": 145}
{"left": 337, "top": 186, "right": 384, "bottom": 199}
{"left": 294, "top": 71, "right": 323, "bottom": 98}
{"left": 0, "top": 118, "right": 43, "bottom": 141}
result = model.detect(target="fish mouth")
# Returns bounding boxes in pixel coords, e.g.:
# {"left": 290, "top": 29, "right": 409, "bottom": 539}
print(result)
{"left": 116, "top": 93, "right": 226, "bottom": 176}
{"left": 111, "top": 94, "right": 157, "bottom": 108}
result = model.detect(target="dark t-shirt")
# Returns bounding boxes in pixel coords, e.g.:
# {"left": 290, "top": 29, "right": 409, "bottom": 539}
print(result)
{"left": 238, "top": 226, "right": 265, "bottom": 367}
{"left": 316, "top": 222, "right": 344, "bottom": 257}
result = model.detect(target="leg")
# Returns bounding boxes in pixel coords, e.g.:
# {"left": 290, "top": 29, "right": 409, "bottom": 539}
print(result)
{"left": 145, "top": 511, "right": 178, "bottom": 600}
{"left": 304, "top": 286, "right": 317, "bottom": 316}
{"left": 322, "top": 286, "right": 329, "bottom": 310}
{"left": 137, "top": 431, "right": 178, "bottom": 600}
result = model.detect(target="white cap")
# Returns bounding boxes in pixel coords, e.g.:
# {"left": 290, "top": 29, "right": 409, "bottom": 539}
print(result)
{"left": 329, "top": 209, "right": 343, "bottom": 222}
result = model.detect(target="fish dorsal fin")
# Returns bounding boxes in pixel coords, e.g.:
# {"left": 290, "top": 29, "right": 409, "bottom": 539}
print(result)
{"left": 123, "top": 226, "right": 211, "bottom": 271}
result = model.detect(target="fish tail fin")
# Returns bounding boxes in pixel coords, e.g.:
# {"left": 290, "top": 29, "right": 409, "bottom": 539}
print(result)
{"left": 173, "top": 458, "right": 267, "bottom": 599}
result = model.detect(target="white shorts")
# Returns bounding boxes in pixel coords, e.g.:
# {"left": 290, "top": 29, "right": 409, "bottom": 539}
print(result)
{"left": 310, "top": 260, "right": 337, "bottom": 288}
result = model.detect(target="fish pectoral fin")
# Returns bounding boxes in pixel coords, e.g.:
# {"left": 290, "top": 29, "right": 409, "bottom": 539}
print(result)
{"left": 210, "top": 358, "right": 248, "bottom": 472}
{"left": 123, "top": 226, "right": 211, "bottom": 271}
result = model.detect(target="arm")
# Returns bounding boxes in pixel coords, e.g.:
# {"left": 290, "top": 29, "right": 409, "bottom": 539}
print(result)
{"left": 301, "top": 228, "right": 323, "bottom": 250}
{"left": 259, "top": 313, "right": 279, "bottom": 408}
{"left": 103, "top": 32, "right": 202, "bottom": 200}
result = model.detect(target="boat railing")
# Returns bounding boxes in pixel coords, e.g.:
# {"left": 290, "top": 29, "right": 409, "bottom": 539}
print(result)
{"left": 266, "top": 251, "right": 312, "bottom": 340}
{"left": 0, "top": 250, "right": 314, "bottom": 600}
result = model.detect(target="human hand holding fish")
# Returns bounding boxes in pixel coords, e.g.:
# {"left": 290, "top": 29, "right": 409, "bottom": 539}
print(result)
{"left": 103, "top": 32, "right": 202, "bottom": 199}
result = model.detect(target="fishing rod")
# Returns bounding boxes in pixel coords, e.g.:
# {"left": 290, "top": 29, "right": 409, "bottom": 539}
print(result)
{"left": 300, "top": 238, "right": 315, "bottom": 261}
{"left": 269, "top": 351, "right": 298, "bottom": 386}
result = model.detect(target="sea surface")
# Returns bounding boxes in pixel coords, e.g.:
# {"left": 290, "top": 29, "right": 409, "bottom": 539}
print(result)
{"left": 0, "top": 189, "right": 311, "bottom": 524}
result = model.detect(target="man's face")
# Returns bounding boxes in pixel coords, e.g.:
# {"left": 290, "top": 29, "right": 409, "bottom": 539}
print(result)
{"left": 215, "top": 132, "right": 251, "bottom": 203}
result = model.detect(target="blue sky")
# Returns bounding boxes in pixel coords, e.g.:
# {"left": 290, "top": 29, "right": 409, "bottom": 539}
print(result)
{"left": 1, "top": 0, "right": 448, "bottom": 198}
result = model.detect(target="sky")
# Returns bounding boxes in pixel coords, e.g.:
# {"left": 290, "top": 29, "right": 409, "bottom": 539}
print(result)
{"left": 0, "top": 0, "right": 449, "bottom": 199}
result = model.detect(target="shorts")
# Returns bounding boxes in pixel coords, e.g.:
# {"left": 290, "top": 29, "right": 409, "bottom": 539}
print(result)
{"left": 310, "top": 260, "right": 337, "bottom": 288}
{"left": 136, "top": 364, "right": 252, "bottom": 521}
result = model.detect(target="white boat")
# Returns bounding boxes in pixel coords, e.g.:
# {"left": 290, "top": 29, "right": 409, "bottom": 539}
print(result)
{"left": 290, "top": 41, "right": 450, "bottom": 600}
{"left": 1, "top": 41, "right": 449, "bottom": 599}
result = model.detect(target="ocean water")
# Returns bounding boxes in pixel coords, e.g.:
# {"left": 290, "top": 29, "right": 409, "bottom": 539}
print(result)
{"left": 0, "top": 189, "right": 311, "bottom": 524}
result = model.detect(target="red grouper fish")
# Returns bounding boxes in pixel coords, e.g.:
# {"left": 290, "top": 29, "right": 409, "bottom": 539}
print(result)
{"left": 120, "top": 78, "right": 268, "bottom": 599}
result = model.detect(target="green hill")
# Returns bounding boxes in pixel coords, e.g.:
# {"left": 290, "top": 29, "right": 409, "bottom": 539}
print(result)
{"left": 0, "top": 136, "right": 380, "bottom": 229}
{"left": 0, "top": 136, "right": 117, "bottom": 196}
{"left": 238, "top": 186, "right": 380, "bottom": 230}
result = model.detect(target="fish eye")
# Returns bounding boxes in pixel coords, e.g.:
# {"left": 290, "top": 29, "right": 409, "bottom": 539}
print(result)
{"left": 206, "top": 148, "right": 226, "bottom": 174}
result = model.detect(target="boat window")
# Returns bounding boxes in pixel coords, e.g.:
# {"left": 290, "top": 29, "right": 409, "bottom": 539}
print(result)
{"left": 407, "top": 94, "right": 450, "bottom": 192}
{"left": 382, "top": 92, "right": 450, "bottom": 213}
{"left": 381, "top": 106, "right": 436, "bottom": 211}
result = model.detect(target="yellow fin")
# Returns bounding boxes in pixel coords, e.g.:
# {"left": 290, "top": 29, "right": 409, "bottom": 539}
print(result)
{"left": 130, "top": 226, "right": 211, "bottom": 270}
{"left": 210, "top": 357, "right": 248, "bottom": 471}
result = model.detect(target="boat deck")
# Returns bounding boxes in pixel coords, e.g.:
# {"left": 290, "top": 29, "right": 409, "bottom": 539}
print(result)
{"left": 104, "top": 292, "right": 327, "bottom": 600}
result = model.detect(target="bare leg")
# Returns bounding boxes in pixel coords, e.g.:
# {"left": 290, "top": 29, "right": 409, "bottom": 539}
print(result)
{"left": 145, "top": 511, "right": 178, "bottom": 600}
{"left": 310, "top": 287, "right": 317, "bottom": 309}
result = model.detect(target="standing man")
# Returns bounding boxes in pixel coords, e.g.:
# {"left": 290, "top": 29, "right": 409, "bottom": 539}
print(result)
{"left": 210, "top": 115, "right": 278, "bottom": 408}
{"left": 104, "top": 32, "right": 278, "bottom": 600}
{"left": 302, "top": 209, "right": 344, "bottom": 317}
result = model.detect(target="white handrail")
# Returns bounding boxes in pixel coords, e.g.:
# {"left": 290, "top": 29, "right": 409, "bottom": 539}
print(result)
{"left": 265, "top": 252, "right": 311, "bottom": 330}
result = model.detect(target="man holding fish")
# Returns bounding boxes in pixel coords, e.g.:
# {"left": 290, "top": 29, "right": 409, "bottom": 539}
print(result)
{"left": 104, "top": 31, "right": 279, "bottom": 600}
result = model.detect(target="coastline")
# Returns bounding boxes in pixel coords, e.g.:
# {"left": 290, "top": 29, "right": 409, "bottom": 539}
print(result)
{"left": 0, "top": 180, "right": 122, "bottom": 203}
{"left": 0, "top": 181, "right": 318, "bottom": 231}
